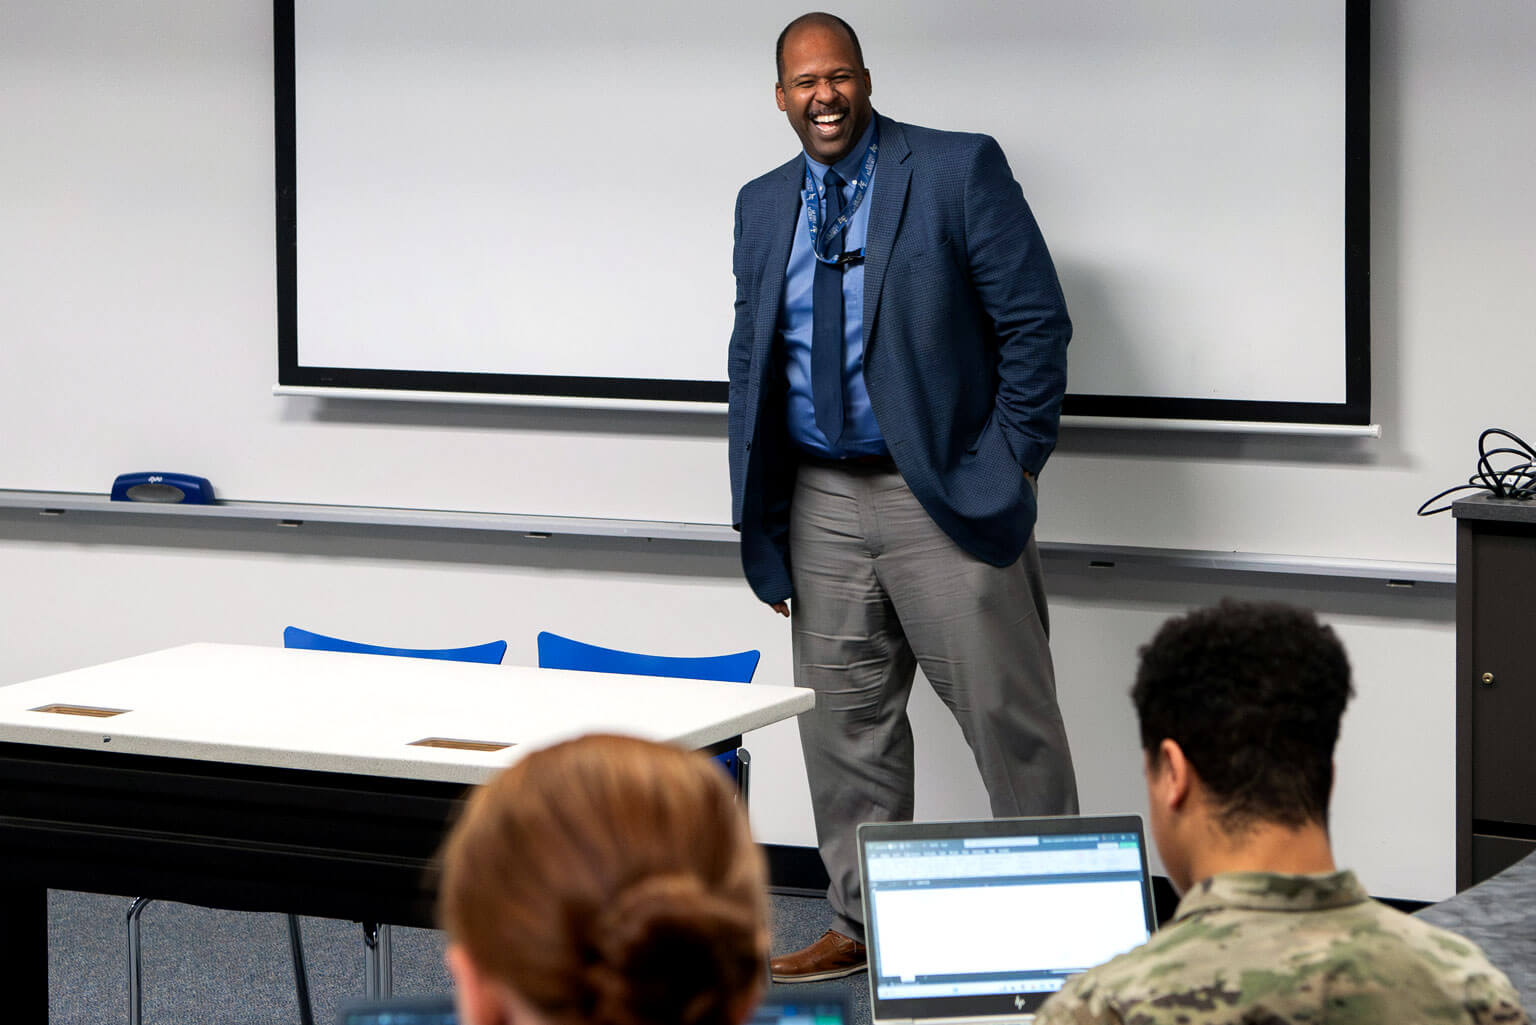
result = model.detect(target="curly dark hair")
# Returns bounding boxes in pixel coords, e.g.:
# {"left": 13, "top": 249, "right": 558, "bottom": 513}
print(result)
{"left": 1132, "top": 600, "right": 1354, "bottom": 833}
{"left": 776, "top": 12, "right": 865, "bottom": 83}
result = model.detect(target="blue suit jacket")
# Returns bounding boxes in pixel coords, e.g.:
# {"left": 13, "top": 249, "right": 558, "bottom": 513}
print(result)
{"left": 728, "top": 114, "right": 1071, "bottom": 604}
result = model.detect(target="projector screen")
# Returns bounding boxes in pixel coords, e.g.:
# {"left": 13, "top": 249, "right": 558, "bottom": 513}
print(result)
{"left": 276, "top": 0, "right": 1368, "bottom": 424}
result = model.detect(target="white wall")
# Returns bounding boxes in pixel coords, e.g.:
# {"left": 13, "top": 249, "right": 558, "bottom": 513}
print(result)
{"left": 3, "top": 1, "right": 1534, "bottom": 902}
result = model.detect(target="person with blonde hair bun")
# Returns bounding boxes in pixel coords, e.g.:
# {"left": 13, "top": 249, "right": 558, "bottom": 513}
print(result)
{"left": 439, "top": 733, "right": 770, "bottom": 1025}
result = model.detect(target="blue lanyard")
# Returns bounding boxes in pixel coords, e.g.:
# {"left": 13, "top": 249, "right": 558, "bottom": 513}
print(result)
{"left": 804, "top": 136, "right": 878, "bottom": 266}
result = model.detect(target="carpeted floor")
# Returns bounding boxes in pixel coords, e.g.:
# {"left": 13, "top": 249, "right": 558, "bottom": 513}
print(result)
{"left": 48, "top": 855, "right": 1536, "bottom": 1024}
{"left": 46, "top": 888, "right": 868, "bottom": 1025}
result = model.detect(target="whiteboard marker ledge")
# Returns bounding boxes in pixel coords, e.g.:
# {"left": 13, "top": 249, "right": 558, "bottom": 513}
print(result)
{"left": 1, "top": 489, "right": 1450, "bottom": 585}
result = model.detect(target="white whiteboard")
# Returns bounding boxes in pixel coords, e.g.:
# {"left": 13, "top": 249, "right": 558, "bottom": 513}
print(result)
{"left": 282, "top": 0, "right": 1367, "bottom": 422}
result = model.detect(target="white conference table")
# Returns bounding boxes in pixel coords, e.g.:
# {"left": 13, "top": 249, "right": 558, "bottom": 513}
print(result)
{"left": 0, "top": 643, "right": 814, "bottom": 1020}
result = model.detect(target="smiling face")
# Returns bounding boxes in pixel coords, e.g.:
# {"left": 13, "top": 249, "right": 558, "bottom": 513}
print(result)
{"left": 775, "top": 20, "right": 873, "bottom": 166}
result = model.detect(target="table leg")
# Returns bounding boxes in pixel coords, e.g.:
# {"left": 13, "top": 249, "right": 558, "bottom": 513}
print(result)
{"left": 363, "top": 921, "right": 393, "bottom": 998}
{"left": 1, "top": 881, "right": 48, "bottom": 1020}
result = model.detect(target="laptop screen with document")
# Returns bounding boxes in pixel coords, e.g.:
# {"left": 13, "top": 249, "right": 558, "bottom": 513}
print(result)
{"left": 859, "top": 815, "right": 1155, "bottom": 1021}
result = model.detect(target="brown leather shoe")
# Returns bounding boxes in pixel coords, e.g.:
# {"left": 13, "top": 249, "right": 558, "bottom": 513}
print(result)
{"left": 770, "top": 929, "right": 867, "bottom": 982}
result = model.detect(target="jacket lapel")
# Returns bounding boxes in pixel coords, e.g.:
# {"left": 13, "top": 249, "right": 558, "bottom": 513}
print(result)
{"left": 752, "top": 158, "right": 804, "bottom": 375}
{"left": 861, "top": 115, "right": 912, "bottom": 358}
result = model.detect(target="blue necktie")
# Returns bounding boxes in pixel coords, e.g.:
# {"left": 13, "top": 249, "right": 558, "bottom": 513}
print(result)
{"left": 812, "top": 168, "right": 846, "bottom": 448}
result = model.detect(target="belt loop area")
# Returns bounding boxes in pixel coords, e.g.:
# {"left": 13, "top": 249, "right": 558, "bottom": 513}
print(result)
{"left": 799, "top": 451, "right": 897, "bottom": 472}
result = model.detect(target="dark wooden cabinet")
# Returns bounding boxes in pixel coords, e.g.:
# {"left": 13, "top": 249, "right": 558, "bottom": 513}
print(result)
{"left": 1454, "top": 495, "right": 1536, "bottom": 889}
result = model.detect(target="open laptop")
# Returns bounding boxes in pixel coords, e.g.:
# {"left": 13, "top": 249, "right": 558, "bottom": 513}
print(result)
{"left": 858, "top": 814, "right": 1156, "bottom": 1025}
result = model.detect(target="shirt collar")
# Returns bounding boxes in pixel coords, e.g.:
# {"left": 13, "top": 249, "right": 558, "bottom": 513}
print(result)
{"left": 1171, "top": 869, "right": 1370, "bottom": 925}
{"left": 803, "top": 115, "right": 879, "bottom": 187}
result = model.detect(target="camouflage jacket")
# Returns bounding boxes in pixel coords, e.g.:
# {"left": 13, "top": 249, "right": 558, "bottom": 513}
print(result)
{"left": 1034, "top": 870, "right": 1528, "bottom": 1025}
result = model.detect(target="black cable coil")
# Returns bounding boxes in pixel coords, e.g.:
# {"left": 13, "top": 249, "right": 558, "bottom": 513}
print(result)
{"left": 1418, "top": 428, "right": 1536, "bottom": 516}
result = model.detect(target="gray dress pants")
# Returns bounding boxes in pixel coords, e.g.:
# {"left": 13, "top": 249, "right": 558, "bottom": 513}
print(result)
{"left": 789, "top": 461, "right": 1079, "bottom": 942}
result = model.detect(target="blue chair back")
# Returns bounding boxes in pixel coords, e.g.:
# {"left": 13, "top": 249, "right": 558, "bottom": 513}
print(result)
{"left": 535, "top": 632, "right": 760, "bottom": 796}
{"left": 284, "top": 626, "right": 507, "bottom": 665}
{"left": 535, "top": 631, "right": 759, "bottom": 682}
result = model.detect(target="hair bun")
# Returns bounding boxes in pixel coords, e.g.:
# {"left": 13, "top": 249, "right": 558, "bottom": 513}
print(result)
{"left": 586, "top": 874, "right": 764, "bottom": 1025}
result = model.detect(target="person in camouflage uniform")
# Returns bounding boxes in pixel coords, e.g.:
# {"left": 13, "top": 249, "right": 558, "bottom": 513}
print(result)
{"left": 1036, "top": 600, "right": 1528, "bottom": 1025}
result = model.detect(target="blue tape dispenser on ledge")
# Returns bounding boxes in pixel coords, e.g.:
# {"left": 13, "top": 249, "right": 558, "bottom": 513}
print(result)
{"left": 110, "top": 472, "right": 216, "bottom": 505}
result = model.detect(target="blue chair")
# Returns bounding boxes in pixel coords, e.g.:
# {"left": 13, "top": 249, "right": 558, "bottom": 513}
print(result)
{"left": 535, "top": 631, "right": 760, "bottom": 799}
{"left": 126, "top": 627, "right": 508, "bottom": 1025}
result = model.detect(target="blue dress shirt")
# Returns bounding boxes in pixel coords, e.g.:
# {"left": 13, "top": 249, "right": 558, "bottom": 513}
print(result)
{"left": 779, "top": 119, "right": 886, "bottom": 457}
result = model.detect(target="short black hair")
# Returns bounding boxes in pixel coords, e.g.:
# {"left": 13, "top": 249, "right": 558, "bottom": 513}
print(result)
{"left": 1132, "top": 600, "right": 1354, "bottom": 833}
{"left": 776, "top": 12, "right": 864, "bottom": 83}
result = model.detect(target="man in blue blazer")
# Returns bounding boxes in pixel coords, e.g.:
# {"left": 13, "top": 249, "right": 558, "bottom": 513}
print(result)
{"left": 728, "top": 13, "right": 1079, "bottom": 981}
